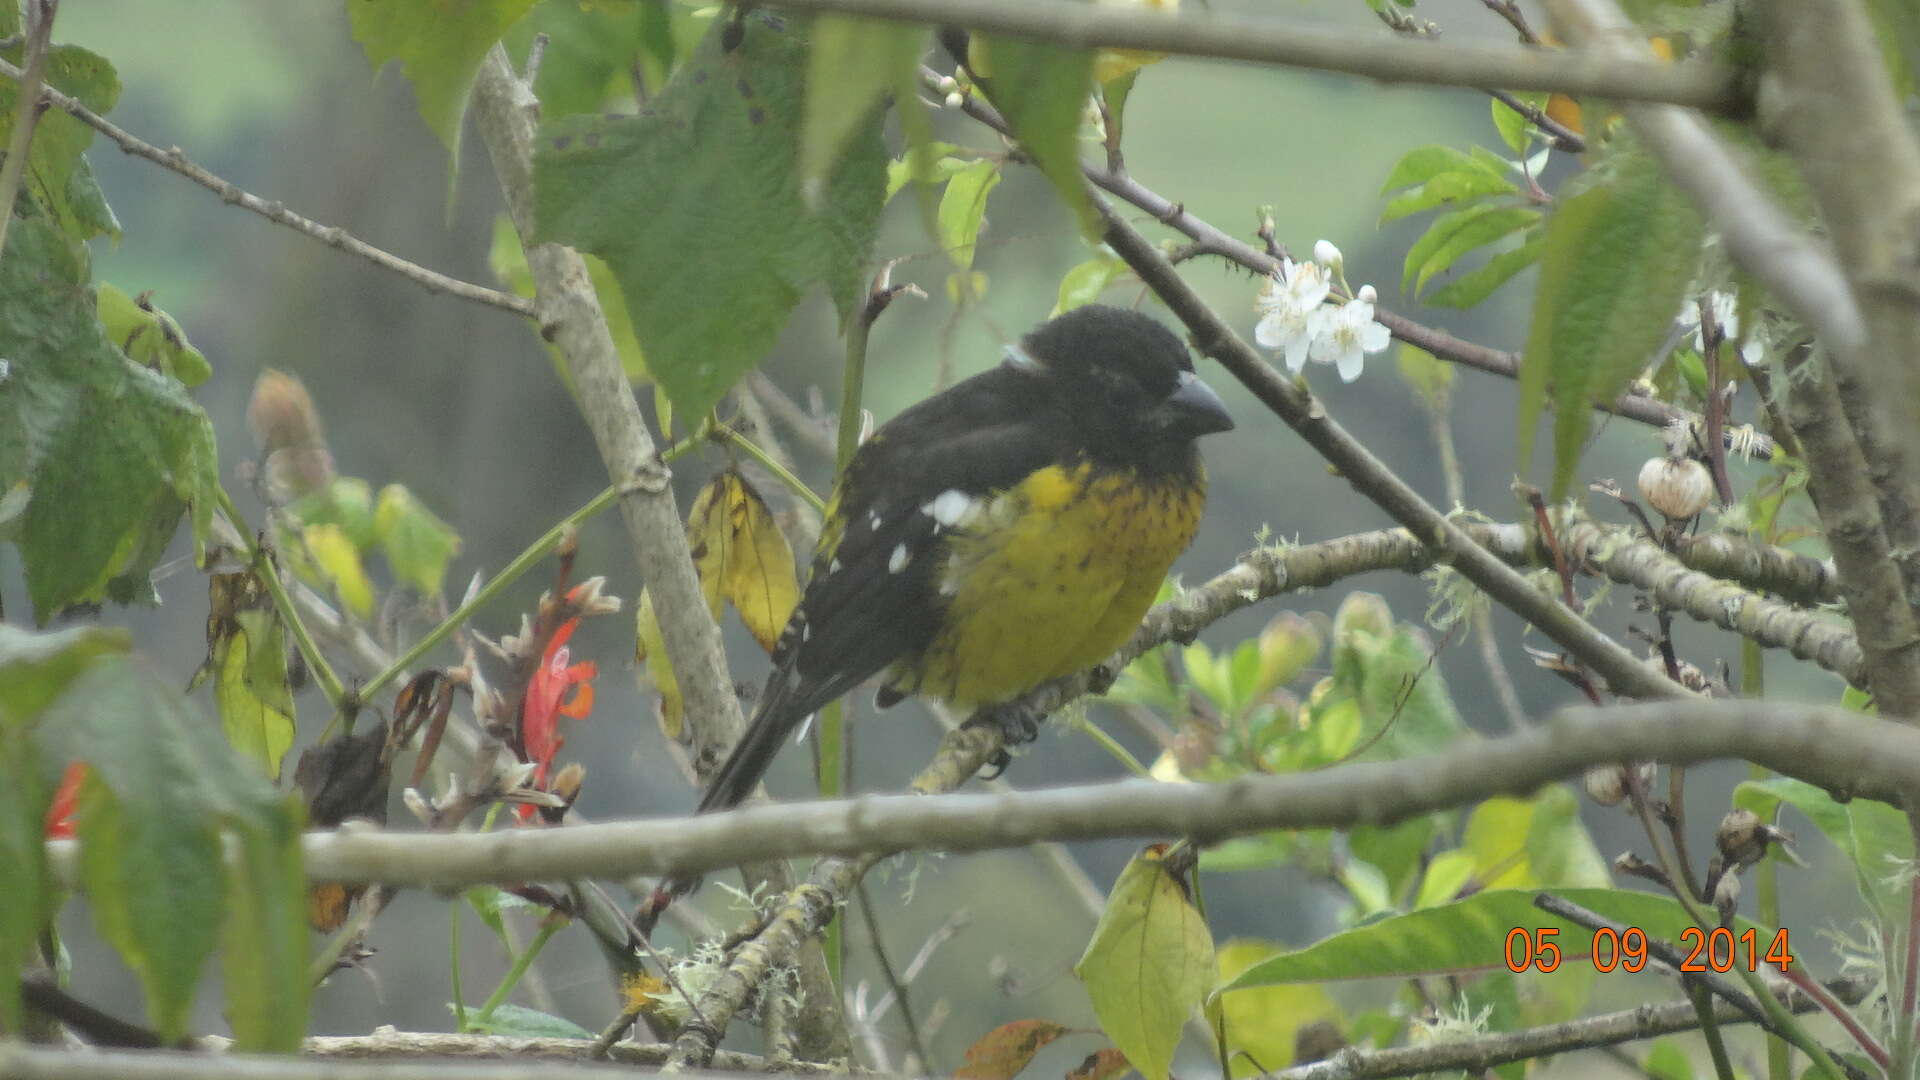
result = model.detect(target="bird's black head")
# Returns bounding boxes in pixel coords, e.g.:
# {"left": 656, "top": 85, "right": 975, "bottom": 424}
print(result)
{"left": 1010, "top": 305, "right": 1233, "bottom": 468}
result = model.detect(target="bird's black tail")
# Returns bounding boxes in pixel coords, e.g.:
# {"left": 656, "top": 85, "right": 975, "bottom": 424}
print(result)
{"left": 635, "top": 681, "right": 806, "bottom": 937}
{"left": 695, "top": 686, "right": 806, "bottom": 813}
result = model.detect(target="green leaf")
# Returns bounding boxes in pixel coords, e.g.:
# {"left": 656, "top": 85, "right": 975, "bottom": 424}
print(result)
{"left": 97, "top": 284, "right": 212, "bottom": 388}
{"left": 973, "top": 35, "right": 1095, "bottom": 230}
{"left": 38, "top": 656, "right": 292, "bottom": 1042}
{"left": 0, "top": 625, "right": 132, "bottom": 1031}
{"left": 1076, "top": 851, "right": 1214, "bottom": 1080}
{"left": 1518, "top": 147, "right": 1704, "bottom": 498}
{"left": 461, "top": 1002, "right": 596, "bottom": 1039}
{"left": 1101, "top": 69, "right": 1139, "bottom": 149}
{"left": 504, "top": 0, "right": 656, "bottom": 121}
{"left": 0, "top": 40, "right": 122, "bottom": 247}
{"left": 1378, "top": 168, "right": 1519, "bottom": 225}
{"left": 0, "top": 741, "right": 46, "bottom": 1033}
{"left": 1350, "top": 815, "right": 1436, "bottom": 902}
{"left": 1413, "top": 849, "right": 1476, "bottom": 909}
{"left": 799, "top": 16, "right": 924, "bottom": 200}
{"left": 286, "top": 477, "right": 378, "bottom": 548}
{"left": 1052, "top": 252, "right": 1128, "bottom": 317}
{"left": 1736, "top": 777, "right": 1909, "bottom": 924}
{"left": 1491, "top": 94, "right": 1540, "bottom": 154}
{"left": 534, "top": 15, "right": 887, "bottom": 421}
{"left": 1403, "top": 205, "right": 1539, "bottom": 295}
{"left": 223, "top": 806, "right": 310, "bottom": 1051}
{"left": 1327, "top": 603, "right": 1464, "bottom": 760}
{"left": 374, "top": 483, "right": 461, "bottom": 595}
{"left": 1207, "top": 940, "right": 1341, "bottom": 1076}
{"left": 487, "top": 216, "right": 648, "bottom": 383}
{"left": 1420, "top": 232, "right": 1545, "bottom": 309}
{"left": 937, "top": 159, "right": 1003, "bottom": 270}
{"left": 883, "top": 143, "right": 966, "bottom": 204}
{"left": 0, "top": 216, "right": 219, "bottom": 621}
{"left": 349, "top": 0, "right": 539, "bottom": 155}
{"left": 1643, "top": 1039, "right": 1696, "bottom": 1080}
{"left": 1379, "top": 145, "right": 1506, "bottom": 193}
{"left": 1217, "top": 887, "right": 1750, "bottom": 992}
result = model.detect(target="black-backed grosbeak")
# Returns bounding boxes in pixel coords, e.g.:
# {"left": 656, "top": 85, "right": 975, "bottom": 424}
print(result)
{"left": 700, "top": 304, "right": 1232, "bottom": 813}
{"left": 639, "top": 305, "right": 1230, "bottom": 932}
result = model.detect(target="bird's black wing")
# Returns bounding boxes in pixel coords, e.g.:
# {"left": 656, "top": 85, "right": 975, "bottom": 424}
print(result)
{"left": 697, "top": 365, "right": 1063, "bottom": 811}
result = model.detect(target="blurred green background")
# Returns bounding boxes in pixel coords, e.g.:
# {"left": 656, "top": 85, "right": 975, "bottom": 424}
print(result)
{"left": 17, "top": 0, "right": 1858, "bottom": 1069}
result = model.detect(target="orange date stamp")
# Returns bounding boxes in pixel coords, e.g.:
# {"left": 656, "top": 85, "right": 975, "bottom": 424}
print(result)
{"left": 1503, "top": 926, "right": 1795, "bottom": 974}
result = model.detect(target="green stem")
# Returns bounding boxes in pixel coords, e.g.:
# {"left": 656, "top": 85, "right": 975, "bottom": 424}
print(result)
{"left": 816, "top": 289, "right": 875, "bottom": 991}
{"left": 837, "top": 302, "right": 873, "bottom": 473}
{"left": 360, "top": 427, "right": 707, "bottom": 701}
{"left": 215, "top": 485, "right": 350, "bottom": 714}
{"left": 1081, "top": 719, "right": 1151, "bottom": 778}
{"left": 449, "top": 901, "right": 468, "bottom": 1030}
{"left": 470, "top": 915, "right": 564, "bottom": 1029}
{"left": 1688, "top": 977, "right": 1739, "bottom": 1080}
{"left": 716, "top": 424, "right": 827, "bottom": 514}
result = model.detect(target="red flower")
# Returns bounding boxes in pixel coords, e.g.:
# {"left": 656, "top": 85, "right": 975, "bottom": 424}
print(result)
{"left": 45, "top": 762, "right": 86, "bottom": 839}
{"left": 517, "top": 618, "right": 597, "bottom": 821}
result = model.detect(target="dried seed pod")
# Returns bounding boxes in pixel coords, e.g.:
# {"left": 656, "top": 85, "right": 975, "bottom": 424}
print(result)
{"left": 1638, "top": 456, "right": 1713, "bottom": 520}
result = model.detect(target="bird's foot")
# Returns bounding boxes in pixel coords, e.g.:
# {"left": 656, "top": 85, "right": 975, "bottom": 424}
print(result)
{"left": 964, "top": 703, "right": 1044, "bottom": 779}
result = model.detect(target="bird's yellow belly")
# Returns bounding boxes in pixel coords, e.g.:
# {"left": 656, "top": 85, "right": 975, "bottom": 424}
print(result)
{"left": 890, "top": 461, "right": 1204, "bottom": 705}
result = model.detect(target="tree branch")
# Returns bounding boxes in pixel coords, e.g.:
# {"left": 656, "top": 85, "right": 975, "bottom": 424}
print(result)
{"left": 0, "top": 1043, "right": 824, "bottom": 1080}
{"left": 1093, "top": 197, "right": 1686, "bottom": 703}
{"left": 1747, "top": 0, "right": 1920, "bottom": 710}
{"left": 61, "top": 699, "right": 1899, "bottom": 890}
{"left": 1271, "top": 976, "right": 1872, "bottom": 1080}
{"left": 0, "top": 56, "right": 534, "bottom": 318}
{"left": 788, "top": 0, "right": 1740, "bottom": 107}
{"left": 948, "top": 83, "right": 1776, "bottom": 458}
{"left": 467, "top": 46, "right": 849, "bottom": 1062}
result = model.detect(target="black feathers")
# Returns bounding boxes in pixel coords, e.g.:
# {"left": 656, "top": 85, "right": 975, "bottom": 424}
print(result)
{"left": 694, "top": 306, "right": 1228, "bottom": 814}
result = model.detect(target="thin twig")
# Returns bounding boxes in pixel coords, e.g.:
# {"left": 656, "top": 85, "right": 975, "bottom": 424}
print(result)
{"left": 0, "top": 55, "right": 533, "bottom": 317}
{"left": 791, "top": 0, "right": 1742, "bottom": 106}
{"left": 0, "top": 0, "right": 57, "bottom": 257}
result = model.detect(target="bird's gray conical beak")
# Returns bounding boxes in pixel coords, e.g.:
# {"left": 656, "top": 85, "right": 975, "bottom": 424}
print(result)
{"left": 1159, "top": 370, "right": 1234, "bottom": 437}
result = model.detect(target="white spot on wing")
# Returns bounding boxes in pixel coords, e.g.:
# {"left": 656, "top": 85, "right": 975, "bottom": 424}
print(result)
{"left": 868, "top": 510, "right": 883, "bottom": 530}
{"left": 1002, "top": 343, "right": 1042, "bottom": 372}
{"left": 829, "top": 558, "right": 842, "bottom": 574}
{"left": 888, "top": 543, "right": 910, "bottom": 573}
{"left": 922, "top": 489, "right": 977, "bottom": 528}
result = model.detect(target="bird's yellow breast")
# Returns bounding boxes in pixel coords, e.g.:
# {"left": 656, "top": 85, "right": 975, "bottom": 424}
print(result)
{"left": 889, "top": 460, "right": 1205, "bottom": 705}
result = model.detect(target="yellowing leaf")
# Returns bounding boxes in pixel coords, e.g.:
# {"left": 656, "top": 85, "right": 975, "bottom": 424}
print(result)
{"left": 634, "top": 588, "right": 684, "bottom": 740}
{"left": 1075, "top": 848, "right": 1214, "bottom": 1080}
{"left": 1090, "top": 0, "right": 1176, "bottom": 84}
{"left": 954, "top": 1019, "right": 1073, "bottom": 1080}
{"left": 689, "top": 469, "right": 799, "bottom": 654}
{"left": 301, "top": 524, "right": 374, "bottom": 618}
{"left": 191, "top": 573, "right": 296, "bottom": 780}
{"left": 1207, "top": 939, "right": 1340, "bottom": 1076}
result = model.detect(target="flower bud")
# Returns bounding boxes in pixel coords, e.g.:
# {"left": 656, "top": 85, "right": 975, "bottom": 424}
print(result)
{"left": 1355, "top": 284, "right": 1377, "bottom": 304}
{"left": 1715, "top": 808, "right": 1776, "bottom": 869}
{"left": 1313, "top": 239, "right": 1343, "bottom": 270}
{"left": 1583, "top": 765, "right": 1627, "bottom": 806}
{"left": 1637, "top": 456, "right": 1713, "bottom": 520}
{"left": 944, "top": 91, "right": 965, "bottom": 110}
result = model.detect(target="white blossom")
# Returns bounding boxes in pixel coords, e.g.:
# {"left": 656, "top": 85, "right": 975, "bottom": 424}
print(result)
{"left": 1255, "top": 258, "right": 1331, "bottom": 374}
{"left": 1309, "top": 292, "right": 1391, "bottom": 382}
